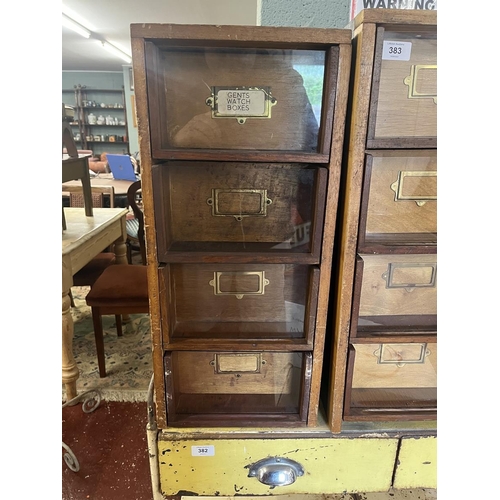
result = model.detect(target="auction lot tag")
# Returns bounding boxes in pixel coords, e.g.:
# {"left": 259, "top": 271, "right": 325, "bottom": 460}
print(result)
{"left": 191, "top": 445, "right": 215, "bottom": 456}
{"left": 382, "top": 41, "right": 412, "bottom": 61}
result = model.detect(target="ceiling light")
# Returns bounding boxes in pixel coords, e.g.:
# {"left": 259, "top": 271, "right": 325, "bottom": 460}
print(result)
{"left": 100, "top": 41, "right": 132, "bottom": 64}
{"left": 62, "top": 13, "right": 91, "bottom": 38}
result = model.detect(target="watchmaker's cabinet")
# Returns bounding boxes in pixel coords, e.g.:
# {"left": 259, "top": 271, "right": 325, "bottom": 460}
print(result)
{"left": 327, "top": 9, "right": 437, "bottom": 432}
{"left": 131, "top": 24, "right": 352, "bottom": 429}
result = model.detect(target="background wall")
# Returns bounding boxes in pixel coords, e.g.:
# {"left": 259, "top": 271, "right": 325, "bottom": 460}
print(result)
{"left": 62, "top": 1, "right": 351, "bottom": 159}
{"left": 261, "top": 0, "right": 350, "bottom": 28}
{"left": 62, "top": 68, "right": 139, "bottom": 155}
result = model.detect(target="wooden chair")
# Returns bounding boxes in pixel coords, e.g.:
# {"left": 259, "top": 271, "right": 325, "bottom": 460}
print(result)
{"left": 125, "top": 180, "right": 146, "bottom": 265}
{"left": 85, "top": 180, "right": 148, "bottom": 378}
{"left": 66, "top": 186, "right": 117, "bottom": 307}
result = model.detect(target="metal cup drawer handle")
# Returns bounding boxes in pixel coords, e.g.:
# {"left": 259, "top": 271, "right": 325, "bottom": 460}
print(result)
{"left": 246, "top": 457, "right": 304, "bottom": 487}
{"left": 209, "top": 271, "right": 269, "bottom": 299}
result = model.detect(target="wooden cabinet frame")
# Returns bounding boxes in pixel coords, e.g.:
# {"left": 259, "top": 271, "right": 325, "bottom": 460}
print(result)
{"left": 326, "top": 9, "right": 437, "bottom": 433}
{"left": 131, "top": 24, "right": 351, "bottom": 429}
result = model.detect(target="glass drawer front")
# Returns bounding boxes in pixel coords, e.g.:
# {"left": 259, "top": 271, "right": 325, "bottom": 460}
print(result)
{"left": 371, "top": 29, "right": 437, "bottom": 141}
{"left": 360, "top": 151, "right": 437, "bottom": 248}
{"left": 150, "top": 46, "right": 326, "bottom": 152}
{"left": 153, "top": 162, "right": 326, "bottom": 258}
{"left": 345, "top": 342, "right": 437, "bottom": 420}
{"left": 160, "top": 263, "right": 318, "bottom": 342}
{"left": 165, "top": 351, "right": 311, "bottom": 426}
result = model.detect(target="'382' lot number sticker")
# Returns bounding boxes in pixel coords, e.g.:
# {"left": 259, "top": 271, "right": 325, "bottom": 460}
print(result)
{"left": 191, "top": 445, "right": 215, "bottom": 456}
{"left": 382, "top": 41, "right": 412, "bottom": 61}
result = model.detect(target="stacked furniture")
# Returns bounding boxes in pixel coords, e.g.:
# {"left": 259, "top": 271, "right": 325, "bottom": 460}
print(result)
{"left": 130, "top": 15, "right": 437, "bottom": 497}
{"left": 131, "top": 23, "right": 351, "bottom": 429}
{"left": 327, "top": 9, "right": 437, "bottom": 432}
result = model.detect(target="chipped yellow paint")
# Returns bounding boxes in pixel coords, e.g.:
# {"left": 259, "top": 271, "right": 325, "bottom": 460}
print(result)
{"left": 393, "top": 436, "right": 437, "bottom": 489}
{"left": 158, "top": 437, "right": 398, "bottom": 496}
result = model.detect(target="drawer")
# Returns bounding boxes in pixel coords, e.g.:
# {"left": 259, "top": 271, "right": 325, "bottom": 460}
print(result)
{"left": 344, "top": 341, "right": 437, "bottom": 421}
{"left": 164, "top": 350, "right": 312, "bottom": 426}
{"left": 143, "top": 35, "right": 340, "bottom": 159}
{"left": 367, "top": 26, "right": 437, "bottom": 148}
{"left": 152, "top": 162, "right": 327, "bottom": 261}
{"left": 358, "top": 150, "right": 437, "bottom": 250}
{"left": 159, "top": 263, "right": 319, "bottom": 345}
{"left": 352, "top": 254, "right": 437, "bottom": 333}
{"left": 157, "top": 437, "right": 398, "bottom": 495}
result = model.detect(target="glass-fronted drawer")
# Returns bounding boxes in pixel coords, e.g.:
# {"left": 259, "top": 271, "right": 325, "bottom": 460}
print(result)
{"left": 344, "top": 341, "right": 437, "bottom": 421}
{"left": 159, "top": 263, "right": 319, "bottom": 345}
{"left": 164, "top": 350, "right": 312, "bottom": 426}
{"left": 367, "top": 26, "right": 437, "bottom": 148}
{"left": 152, "top": 162, "right": 327, "bottom": 261}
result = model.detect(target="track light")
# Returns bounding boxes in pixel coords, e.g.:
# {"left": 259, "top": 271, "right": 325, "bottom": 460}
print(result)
{"left": 100, "top": 41, "right": 132, "bottom": 64}
{"left": 62, "top": 13, "right": 91, "bottom": 38}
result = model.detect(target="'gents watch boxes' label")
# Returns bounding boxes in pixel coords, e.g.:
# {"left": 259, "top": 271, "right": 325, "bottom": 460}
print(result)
{"left": 216, "top": 89, "right": 267, "bottom": 116}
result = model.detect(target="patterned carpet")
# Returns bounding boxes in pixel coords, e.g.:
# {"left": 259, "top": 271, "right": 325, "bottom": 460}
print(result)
{"left": 63, "top": 286, "right": 153, "bottom": 402}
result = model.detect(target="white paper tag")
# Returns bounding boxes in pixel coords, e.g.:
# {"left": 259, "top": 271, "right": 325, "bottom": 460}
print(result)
{"left": 191, "top": 445, "right": 215, "bottom": 457}
{"left": 382, "top": 41, "right": 412, "bottom": 61}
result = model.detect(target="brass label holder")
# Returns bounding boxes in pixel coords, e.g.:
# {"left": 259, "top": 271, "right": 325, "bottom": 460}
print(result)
{"left": 382, "top": 262, "right": 437, "bottom": 292}
{"left": 209, "top": 271, "right": 270, "bottom": 299}
{"left": 207, "top": 188, "right": 272, "bottom": 221}
{"left": 390, "top": 170, "right": 437, "bottom": 207}
{"left": 210, "top": 353, "right": 264, "bottom": 374}
{"left": 374, "top": 343, "right": 430, "bottom": 367}
{"left": 205, "top": 86, "right": 277, "bottom": 124}
{"left": 404, "top": 64, "right": 437, "bottom": 104}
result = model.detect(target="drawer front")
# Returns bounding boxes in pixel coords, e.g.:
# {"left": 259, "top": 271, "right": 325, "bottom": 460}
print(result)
{"left": 146, "top": 44, "right": 333, "bottom": 154}
{"left": 157, "top": 437, "right": 398, "bottom": 495}
{"left": 360, "top": 151, "right": 437, "bottom": 247}
{"left": 153, "top": 162, "right": 326, "bottom": 258}
{"left": 357, "top": 254, "right": 437, "bottom": 318}
{"left": 165, "top": 351, "right": 312, "bottom": 425}
{"left": 370, "top": 28, "right": 437, "bottom": 142}
{"left": 160, "top": 264, "right": 318, "bottom": 342}
{"left": 345, "top": 342, "right": 437, "bottom": 420}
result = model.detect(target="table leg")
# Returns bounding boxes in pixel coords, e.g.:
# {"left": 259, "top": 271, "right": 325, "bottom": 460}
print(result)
{"left": 62, "top": 289, "right": 79, "bottom": 403}
{"left": 114, "top": 221, "right": 131, "bottom": 322}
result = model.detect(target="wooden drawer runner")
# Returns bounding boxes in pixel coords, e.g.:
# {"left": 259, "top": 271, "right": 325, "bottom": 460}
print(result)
{"left": 152, "top": 162, "right": 327, "bottom": 260}
{"left": 368, "top": 27, "right": 437, "bottom": 145}
{"left": 344, "top": 341, "right": 437, "bottom": 420}
{"left": 354, "top": 254, "right": 437, "bottom": 329}
{"left": 159, "top": 263, "right": 319, "bottom": 344}
{"left": 359, "top": 150, "right": 437, "bottom": 249}
{"left": 145, "top": 43, "right": 335, "bottom": 154}
{"left": 164, "top": 351, "right": 312, "bottom": 426}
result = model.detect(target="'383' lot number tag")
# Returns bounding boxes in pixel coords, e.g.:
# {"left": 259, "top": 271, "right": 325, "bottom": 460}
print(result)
{"left": 382, "top": 41, "right": 412, "bottom": 61}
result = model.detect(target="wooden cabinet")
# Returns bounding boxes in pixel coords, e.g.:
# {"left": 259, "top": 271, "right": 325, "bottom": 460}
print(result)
{"left": 62, "top": 84, "right": 130, "bottom": 155}
{"left": 131, "top": 23, "right": 351, "bottom": 429}
{"left": 326, "top": 9, "right": 437, "bottom": 431}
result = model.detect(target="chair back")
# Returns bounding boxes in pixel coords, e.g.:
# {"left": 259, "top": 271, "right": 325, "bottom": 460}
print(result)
{"left": 66, "top": 185, "right": 115, "bottom": 208}
{"left": 127, "top": 180, "right": 146, "bottom": 265}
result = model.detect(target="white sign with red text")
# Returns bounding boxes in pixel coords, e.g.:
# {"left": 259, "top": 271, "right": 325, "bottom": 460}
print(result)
{"left": 350, "top": 0, "right": 437, "bottom": 21}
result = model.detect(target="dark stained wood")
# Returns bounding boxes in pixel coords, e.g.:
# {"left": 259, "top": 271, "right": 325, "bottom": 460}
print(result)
{"left": 133, "top": 24, "right": 351, "bottom": 429}
{"left": 131, "top": 23, "right": 351, "bottom": 46}
{"left": 131, "top": 36, "right": 168, "bottom": 428}
{"left": 307, "top": 41, "right": 351, "bottom": 426}
{"left": 326, "top": 25, "right": 377, "bottom": 433}
{"left": 353, "top": 8, "right": 437, "bottom": 29}
{"left": 327, "top": 9, "right": 437, "bottom": 432}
